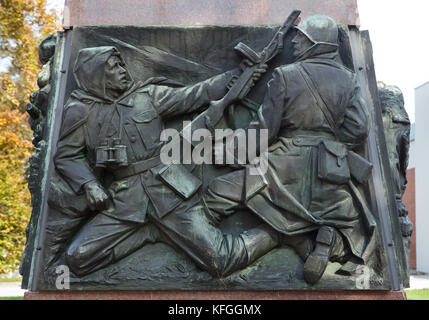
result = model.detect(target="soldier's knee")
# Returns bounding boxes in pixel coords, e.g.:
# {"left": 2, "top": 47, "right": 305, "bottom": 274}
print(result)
{"left": 202, "top": 186, "right": 219, "bottom": 208}
{"left": 65, "top": 243, "right": 91, "bottom": 277}
{"left": 204, "top": 255, "right": 229, "bottom": 278}
{"left": 206, "top": 176, "right": 229, "bottom": 197}
{"left": 202, "top": 245, "right": 240, "bottom": 278}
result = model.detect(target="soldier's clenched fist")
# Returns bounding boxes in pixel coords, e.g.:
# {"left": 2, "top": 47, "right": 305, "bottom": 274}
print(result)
{"left": 84, "top": 181, "right": 110, "bottom": 211}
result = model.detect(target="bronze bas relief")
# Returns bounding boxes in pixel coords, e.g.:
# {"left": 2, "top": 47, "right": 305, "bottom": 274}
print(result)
{"left": 21, "top": 13, "right": 407, "bottom": 291}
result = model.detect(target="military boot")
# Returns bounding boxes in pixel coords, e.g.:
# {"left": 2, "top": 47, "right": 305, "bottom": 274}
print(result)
{"left": 240, "top": 224, "right": 280, "bottom": 265}
{"left": 282, "top": 234, "right": 314, "bottom": 261}
{"left": 303, "top": 226, "right": 337, "bottom": 285}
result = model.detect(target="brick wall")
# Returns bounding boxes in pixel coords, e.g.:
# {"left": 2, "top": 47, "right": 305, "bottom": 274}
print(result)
{"left": 403, "top": 168, "right": 416, "bottom": 269}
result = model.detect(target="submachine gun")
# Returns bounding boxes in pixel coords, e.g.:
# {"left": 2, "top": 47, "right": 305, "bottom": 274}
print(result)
{"left": 182, "top": 9, "right": 301, "bottom": 141}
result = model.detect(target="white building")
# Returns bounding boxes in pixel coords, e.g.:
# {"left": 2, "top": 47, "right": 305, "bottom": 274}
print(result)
{"left": 413, "top": 81, "right": 429, "bottom": 274}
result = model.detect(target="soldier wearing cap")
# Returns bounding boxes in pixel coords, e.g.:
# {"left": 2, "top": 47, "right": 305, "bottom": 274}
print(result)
{"left": 54, "top": 46, "right": 277, "bottom": 277}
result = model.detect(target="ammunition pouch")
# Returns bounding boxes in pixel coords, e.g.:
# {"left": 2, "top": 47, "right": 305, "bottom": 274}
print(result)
{"left": 292, "top": 136, "right": 372, "bottom": 185}
{"left": 158, "top": 164, "right": 202, "bottom": 200}
{"left": 318, "top": 140, "right": 350, "bottom": 185}
{"left": 347, "top": 150, "right": 373, "bottom": 184}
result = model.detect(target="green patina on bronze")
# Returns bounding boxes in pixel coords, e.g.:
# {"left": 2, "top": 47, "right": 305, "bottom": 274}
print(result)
{"left": 21, "top": 13, "right": 409, "bottom": 291}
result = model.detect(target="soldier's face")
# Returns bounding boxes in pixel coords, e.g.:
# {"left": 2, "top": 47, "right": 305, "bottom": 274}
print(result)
{"left": 105, "top": 55, "right": 130, "bottom": 96}
{"left": 292, "top": 31, "right": 314, "bottom": 58}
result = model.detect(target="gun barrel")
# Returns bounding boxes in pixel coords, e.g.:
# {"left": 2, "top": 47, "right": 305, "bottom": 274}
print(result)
{"left": 262, "top": 9, "right": 301, "bottom": 63}
{"left": 234, "top": 9, "right": 301, "bottom": 100}
{"left": 283, "top": 9, "right": 301, "bottom": 28}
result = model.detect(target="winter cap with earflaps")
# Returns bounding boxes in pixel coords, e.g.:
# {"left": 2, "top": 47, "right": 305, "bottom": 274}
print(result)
{"left": 73, "top": 46, "right": 133, "bottom": 101}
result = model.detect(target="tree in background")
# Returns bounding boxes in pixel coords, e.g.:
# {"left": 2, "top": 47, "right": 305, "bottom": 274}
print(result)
{"left": 0, "top": 0, "right": 59, "bottom": 274}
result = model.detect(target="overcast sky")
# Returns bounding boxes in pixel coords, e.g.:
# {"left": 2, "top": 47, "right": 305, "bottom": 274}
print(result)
{"left": 13, "top": 0, "right": 429, "bottom": 122}
{"left": 358, "top": 0, "right": 429, "bottom": 123}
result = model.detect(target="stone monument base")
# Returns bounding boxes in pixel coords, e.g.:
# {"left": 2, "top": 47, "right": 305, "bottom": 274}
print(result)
{"left": 24, "top": 290, "right": 406, "bottom": 300}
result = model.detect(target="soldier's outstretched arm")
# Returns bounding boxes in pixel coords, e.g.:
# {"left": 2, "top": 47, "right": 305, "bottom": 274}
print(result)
{"left": 151, "top": 70, "right": 239, "bottom": 119}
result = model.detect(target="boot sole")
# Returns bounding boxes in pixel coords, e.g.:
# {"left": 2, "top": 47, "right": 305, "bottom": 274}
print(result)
{"left": 303, "top": 227, "right": 335, "bottom": 285}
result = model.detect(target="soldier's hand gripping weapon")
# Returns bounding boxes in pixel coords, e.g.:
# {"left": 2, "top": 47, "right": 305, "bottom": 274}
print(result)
{"left": 181, "top": 9, "right": 301, "bottom": 142}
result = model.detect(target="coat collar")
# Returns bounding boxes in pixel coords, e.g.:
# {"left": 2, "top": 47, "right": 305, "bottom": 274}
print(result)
{"left": 71, "top": 81, "right": 140, "bottom": 107}
{"left": 70, "top": 77, "right": 184, "bottom": 107}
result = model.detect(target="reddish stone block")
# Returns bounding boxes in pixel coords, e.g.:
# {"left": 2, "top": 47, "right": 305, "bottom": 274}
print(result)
{"left": 63, "top": 0, "right": 360, "bottom": 28}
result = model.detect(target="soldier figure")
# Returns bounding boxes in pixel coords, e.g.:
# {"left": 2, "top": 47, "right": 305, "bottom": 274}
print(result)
{"left": 54, "top": 46, "right": 278, "bottom": 277}
{"left": 203, "top": 15, "right": 376, "bottom": 284}
{"left": 379, "top": 82, "right": 413, "bottom": 272}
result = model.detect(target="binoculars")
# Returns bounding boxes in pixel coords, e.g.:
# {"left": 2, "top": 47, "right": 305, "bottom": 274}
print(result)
{"left": 96, "top": 138, "right": 128, "bottom": 168}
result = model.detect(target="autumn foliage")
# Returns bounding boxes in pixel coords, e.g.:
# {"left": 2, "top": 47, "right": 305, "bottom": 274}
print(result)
{"left": 0, "top": 0, "right": 59, "bottom": 273}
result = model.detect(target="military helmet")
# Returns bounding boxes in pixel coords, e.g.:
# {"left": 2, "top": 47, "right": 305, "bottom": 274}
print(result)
{"left": 295, "top": 14, "right": 339, "bottom": 47}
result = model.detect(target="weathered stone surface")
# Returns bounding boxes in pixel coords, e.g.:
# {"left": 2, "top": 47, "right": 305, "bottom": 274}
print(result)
{"left": 24, "top": 289, "right": 406, "bottom": 300}
{"left": 63, "top": 0, "right": 359, "bottom": 28}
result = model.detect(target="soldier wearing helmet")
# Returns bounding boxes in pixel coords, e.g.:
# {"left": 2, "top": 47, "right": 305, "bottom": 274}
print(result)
{"left": 204, "top": 15, "right": 375, "bottom": 285}
{"left": 292, "top": 14, "right": 339, "bottom": 60}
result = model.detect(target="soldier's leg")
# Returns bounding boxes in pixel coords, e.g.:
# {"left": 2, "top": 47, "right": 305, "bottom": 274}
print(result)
{"left": 204, "top": 169, "right": 282, "bottom": 276}
{"left": 66, "top": 213, "right": 161, "bottom": 276}
{"left": 203, "top": 169, "right": 246, "bottom": 220}
{"left": 151, "top": 196, "right": 279, "bottom": 278}
{"left": 205, "top": 169, "right": 317, "bottom": 264}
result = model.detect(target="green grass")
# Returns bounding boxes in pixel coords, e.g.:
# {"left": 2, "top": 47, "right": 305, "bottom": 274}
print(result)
{"left": 0, "top": 297, "right": 23, "bottom": 300}
{"left": 406, "top": 289, "right": 429, "bottom": 300}
{"left": 0, "top": 278, "right": 21, "bottom": 283}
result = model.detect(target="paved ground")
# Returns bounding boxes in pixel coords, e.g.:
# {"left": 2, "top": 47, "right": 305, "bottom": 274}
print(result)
{"left": 1, "top": 275, "right": 428, "bottom": 297}
{"left": 409, "top": 274, "right": 429, "bottom": 290}
{"left": 0, "top": 282, "right": 26, "bottom": 297}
